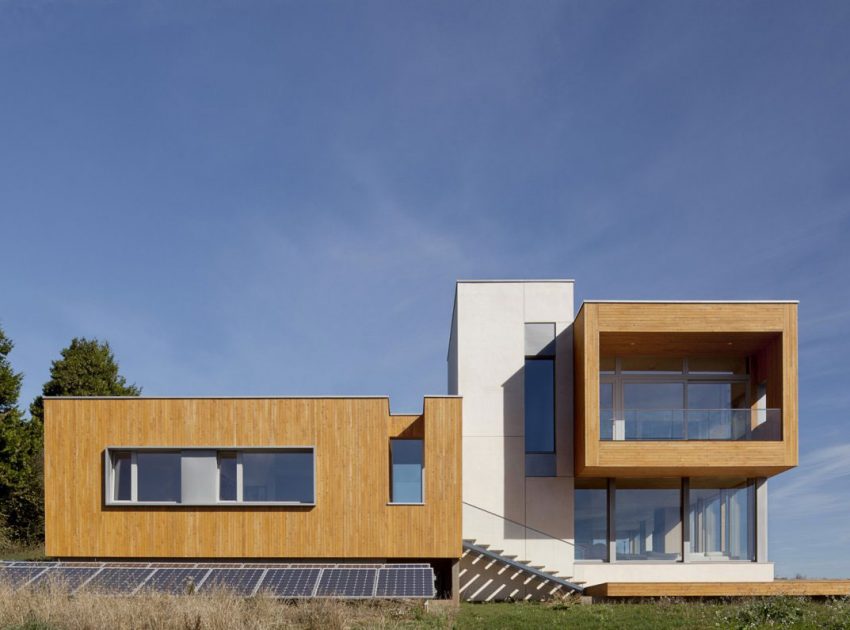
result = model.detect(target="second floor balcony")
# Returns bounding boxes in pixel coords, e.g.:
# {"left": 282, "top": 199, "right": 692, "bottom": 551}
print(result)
{"left": 574, "top": 301, "right": 798, "bottom": 478}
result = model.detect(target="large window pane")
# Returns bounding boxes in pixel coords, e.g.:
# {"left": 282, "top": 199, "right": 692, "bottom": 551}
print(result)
{"left": 575, "top": 485, "right": 608, "bottom": 560}
{"left": 137, "top": 452, "right": 181, "bottom": 502}
{"left": 689, "top": 479, "right": 754, "bottom": 561}
{"left": 616, "top": 485, "right": 681, "bottom": 561}
{"left": 624, "top": 383, "right": 684, "bottom": 439}
{"left": 390, "top": 439, "right": 424, "bottom": 503}
{"left": 525, "top": 359, "right": 554, "bottom": 453}
{"left": 218, "top": 452, "right": 237, "bottom": 501}
{"left": 112, "top": 452, "right": 132, "bottom": 501}
{"left": 243, "top": 451, "right": 314, "bottom": 503}
{"left": 687, "top": 383, "right": 749, "bottom": 439}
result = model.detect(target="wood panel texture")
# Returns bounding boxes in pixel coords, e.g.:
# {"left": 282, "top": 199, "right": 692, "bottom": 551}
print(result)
{"left": 584, "top": 580, "right": 850, "bottom": 598}
{"left": 44, "top": 397, "right": 461, "bottom": 560}
{"left": 574, "top": 302, "right": 798, "bottom": 477}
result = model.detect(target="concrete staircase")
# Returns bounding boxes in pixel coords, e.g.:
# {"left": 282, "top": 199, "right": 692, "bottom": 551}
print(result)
{"left": 460, "top": 538, "right": 584, "bottom": 602}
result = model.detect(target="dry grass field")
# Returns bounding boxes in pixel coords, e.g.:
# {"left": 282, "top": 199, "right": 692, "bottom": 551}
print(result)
{"left": 0, "top": 584, "right": 452, "bottom": 629}
{"left": 1, "top": 584, "right": 849, "bottom": 629}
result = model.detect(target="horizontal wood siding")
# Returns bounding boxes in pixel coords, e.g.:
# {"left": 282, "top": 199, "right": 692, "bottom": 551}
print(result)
{"left": 44, "top": 397, "right": 461, "bottom": 560}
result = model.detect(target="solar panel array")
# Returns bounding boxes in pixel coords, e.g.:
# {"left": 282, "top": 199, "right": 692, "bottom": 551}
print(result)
{"left": 0, "top": 562, "right": 435, "bottom": 599}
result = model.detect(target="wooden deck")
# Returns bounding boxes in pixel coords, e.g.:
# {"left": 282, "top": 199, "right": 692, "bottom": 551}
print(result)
{"left": 584, "top": 581, "right": 850, "bottom": 598}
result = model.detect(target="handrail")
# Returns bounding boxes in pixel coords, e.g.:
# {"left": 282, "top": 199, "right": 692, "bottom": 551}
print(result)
{"left": 600, "top": 408, "right": 782, "bottom": 441}
{"left": 462, "top": 501, "right": 578, "bottom": 547}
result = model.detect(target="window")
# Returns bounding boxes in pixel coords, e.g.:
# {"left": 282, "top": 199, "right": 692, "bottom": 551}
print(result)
{"left": 615, "top": 481, "right": 682, "bottom": 561}
{"left": 112, "top": 452, "right": 132, "bottom": 502}
{"left": 525, "top": 359, "right": 555, "bottom": 453}
{"left": 137, "top": 451, "right": 181, "bottom": 502}
{"left": 689, "top": 479, "right": 754, "bottom": 561}
{"left": 624, "top": 382, "right": 684, "bottom": 439}
{"left": 218, "top": 452, "right": 237, "bottom": 501}
{"left": 390, "top": 439, "right": 423, "bottom": 504}
{"left": 575, "top": 480, "right": 608, "bottom": 561}
{"left": 106, "top": 447, "right": 315, "bottom": 505}
{"left": 525, "top": 323, "right": 557, "bottom": 476}
{"left": 600, "top": 357, "right": 755, "bottom": 441}
{"left": 243, "top": 450, "right": 314, "bottom": 503}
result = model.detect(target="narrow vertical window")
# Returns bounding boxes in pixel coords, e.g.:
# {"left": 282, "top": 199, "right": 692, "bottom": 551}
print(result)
{"left": 525, "top": 359, "right": 555, "bottom": 453}
{"left": 218, "top": 452, "right": 237, "bottom": 501}
{"left": 575, "top": 480, "right": 608, "bottom": 561}
{"left": 112, "top": 451, "right": 132, "bottom": 501}
{"left": 390, "top": 439, "right": 423, "bottom": 504}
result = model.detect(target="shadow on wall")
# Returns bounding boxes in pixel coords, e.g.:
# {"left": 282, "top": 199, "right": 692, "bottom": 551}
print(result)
{"left": 500, "top": 325, "right": 574, "bottom": 543}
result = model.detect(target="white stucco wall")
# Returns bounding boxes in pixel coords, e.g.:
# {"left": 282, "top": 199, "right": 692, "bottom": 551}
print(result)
{"left": 573, "top": 562, "right": 775, "bottom": 586}
{"left": 449, "top": 280, "right": 774, "bottom": 586}
{"left": 452, "top": 281, "right": 575, "bottom": 576}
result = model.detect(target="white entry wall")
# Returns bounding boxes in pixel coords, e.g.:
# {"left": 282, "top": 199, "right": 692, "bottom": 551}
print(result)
{"left": 448, "top": 280, "right": 575, "bottom": 577}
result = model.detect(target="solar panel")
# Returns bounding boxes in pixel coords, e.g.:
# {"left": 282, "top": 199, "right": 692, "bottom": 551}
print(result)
{"left": 316, "top": 568, "right": 376, "bottom": 598}
{"left": 375, "top": 567, "right": 435, "bottom": 598}
{"left": 0, "top": 567, "right": 48, "bottom": 589}
{"left": 197, "top": 568, "right": 264, "bottom": 596}
{"left": 82, "top": 568, "right": 154, "bottom": 594}
{"left": 0, "top": 562, "right": 436, "bottom": 599}
{"left": 29, "top": 567, "right": 100, "bottom": 591}
{"left": 258, "top": 568, "right": 321, "bottom": 598}
{"left": 141, "top": 568, "right": 210, "bottom": 595}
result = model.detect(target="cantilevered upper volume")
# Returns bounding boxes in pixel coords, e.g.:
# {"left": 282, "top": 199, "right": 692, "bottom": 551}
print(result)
{"left": 574, "top": 301, "right": 798, "bottom": 477}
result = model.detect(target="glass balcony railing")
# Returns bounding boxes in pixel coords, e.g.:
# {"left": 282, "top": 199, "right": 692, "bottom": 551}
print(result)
{"left": 600, "top": 408, "right": 782, "bottom": 441}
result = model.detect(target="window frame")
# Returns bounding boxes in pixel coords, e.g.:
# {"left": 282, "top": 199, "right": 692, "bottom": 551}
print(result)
{"left": 104, "top": 446, "right": 316, "bottom": 507}
{"left": 600, "top": 358, "right": 751, "bottom": 441}
{"left": 388, "top": 438, "right": 425, "bottom": 506}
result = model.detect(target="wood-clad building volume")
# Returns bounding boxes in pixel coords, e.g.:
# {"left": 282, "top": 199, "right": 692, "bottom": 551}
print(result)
{"left": 573, "top": 301, "right": 798, "bottom": 478}
{"left": 44, "top": 396, "right": 461, "bottom": 560}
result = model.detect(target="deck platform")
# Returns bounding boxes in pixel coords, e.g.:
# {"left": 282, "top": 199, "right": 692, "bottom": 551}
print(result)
{"left": 584, "top": 581, "right": 850, "bottom": 598}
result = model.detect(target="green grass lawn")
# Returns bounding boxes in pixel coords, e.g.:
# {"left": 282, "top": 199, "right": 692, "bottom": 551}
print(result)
{"left": 455, "top": 598, "right": 850, "bottom": 629}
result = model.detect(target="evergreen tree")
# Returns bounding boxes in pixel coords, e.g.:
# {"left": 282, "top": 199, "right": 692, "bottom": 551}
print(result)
{"left": 0, "top": 325, "right": 40, "bottom": 544}
{"left": 29, "top": 338, "right": 141, "bottom": 423}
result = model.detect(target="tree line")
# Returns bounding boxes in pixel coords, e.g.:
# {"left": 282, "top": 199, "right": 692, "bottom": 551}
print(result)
{"left": 0, "top": 324, "right": 139, "bottom": 547}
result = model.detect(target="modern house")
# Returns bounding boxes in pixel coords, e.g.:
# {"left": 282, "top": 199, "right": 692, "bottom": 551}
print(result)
{"left": 42, "top": 279, "right": 805, "bottom": 601}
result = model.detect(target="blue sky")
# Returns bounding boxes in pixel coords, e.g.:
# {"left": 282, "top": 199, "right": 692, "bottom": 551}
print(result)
{"left": 1, "top": 1, "right": 849, "bottom": 577}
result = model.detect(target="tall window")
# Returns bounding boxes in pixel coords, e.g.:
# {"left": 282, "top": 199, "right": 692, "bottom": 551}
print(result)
{"left": 111, "top": 452, "right": 132, "bottom": 502}
{"left": 525, "top": 323, "right": 556, "bottom": 476}
{"left": 575, "top": 480, "right": 608, "bottom": 561}
{"left": 615, "top": 481, "right": 682, "bottom": 561}
{"left": 525, "top": 359, "right": 555, "bottom": 452}
{"left": 689, "top": 479, "right": 754, "bottom": 561}
{"left": 390, "top": 439, "right": 424, "bottom": 504}
{"left": 218, "top": 452, "right": 237, "bottom": 501}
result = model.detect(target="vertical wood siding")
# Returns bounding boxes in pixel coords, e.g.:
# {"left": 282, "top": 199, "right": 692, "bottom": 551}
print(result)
{"left": 44, "top": 397, "right": 461, "bottom": 559}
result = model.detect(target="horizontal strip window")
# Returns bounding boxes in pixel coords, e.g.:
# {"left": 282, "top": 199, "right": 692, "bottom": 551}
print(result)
{"left": 105, "top": 447, "right": 315, "bottom": 506}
